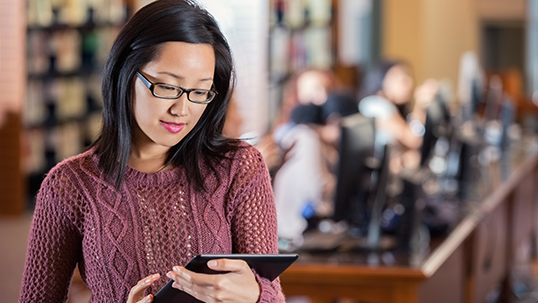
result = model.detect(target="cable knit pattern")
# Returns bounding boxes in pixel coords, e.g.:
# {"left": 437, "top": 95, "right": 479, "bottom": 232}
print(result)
{"left": 19, "top": 143, "right": 285, "bottom": 303}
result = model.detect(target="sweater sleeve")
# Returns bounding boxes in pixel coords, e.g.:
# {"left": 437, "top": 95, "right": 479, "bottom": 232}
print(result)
{"left": 229, "top": 147, "right": 286, "bottom": 302}
{"left": 19, "top": 169, "right": 82, "bottom": 303}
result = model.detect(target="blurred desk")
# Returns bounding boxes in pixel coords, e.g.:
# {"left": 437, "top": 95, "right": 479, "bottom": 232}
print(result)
{"left": 280, "top": 150, "right": 538, "bottom": 303}
{"left": 280, "top": 262, "right": 426, "bottom": 303}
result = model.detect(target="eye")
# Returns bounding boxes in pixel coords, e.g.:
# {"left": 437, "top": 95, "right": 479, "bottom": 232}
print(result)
{"left": 193, "top": 90, "right": 209, "bottom": 97}
{"left": 158, "top": 84, "right": 177, "bottom": 92}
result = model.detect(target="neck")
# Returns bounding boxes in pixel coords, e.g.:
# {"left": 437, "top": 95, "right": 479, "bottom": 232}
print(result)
{"left": 128, "top": 147, "right": 170, "bottom": 173}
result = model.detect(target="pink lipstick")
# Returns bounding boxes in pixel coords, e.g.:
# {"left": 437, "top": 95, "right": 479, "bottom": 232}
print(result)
{"left": 161, "top": 121, "right": 185, "bottom": 133}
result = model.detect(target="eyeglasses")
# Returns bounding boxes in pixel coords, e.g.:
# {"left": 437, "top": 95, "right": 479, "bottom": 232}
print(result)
{"left": 136, "top": 70, "right": 217, "bottom": 104}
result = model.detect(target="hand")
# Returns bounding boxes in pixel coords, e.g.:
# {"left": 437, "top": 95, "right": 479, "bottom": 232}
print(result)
{"left": 127, "top": 273, "right": 161, "bottom": 303}
{"left": 414, "top": 78, "right": 439, "bottom": 110}
{"left": 166, "top": 259, "right": 261, "bottom": 303}
{"left": 255, "top": 135, "right": 282, "bottom": 171}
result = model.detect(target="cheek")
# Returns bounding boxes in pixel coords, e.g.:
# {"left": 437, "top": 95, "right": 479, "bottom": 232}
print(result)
{"left": 191, "top": 105, "right": 208, "bottom": 125}
{"left": 133, "top": 86, "right": 151, "bottom": 124}
{"left": 391, "top": 78, "right": 414, "bottom": 103}
{"left": 133, "top": 97, "right": 168, "bottom": 131}
{"left": 133, "top": 99, "right": 153, "bottom": 126}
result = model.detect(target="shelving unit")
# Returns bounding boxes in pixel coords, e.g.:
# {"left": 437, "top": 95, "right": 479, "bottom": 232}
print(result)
{"left": 0, "top": 0, "right": 25, "bottom": 215}
{"left": 23, "top": 0, "right": 131, "bottom": 204}
{"left": 267, "top": 0, "right": 335, "bottom": 125}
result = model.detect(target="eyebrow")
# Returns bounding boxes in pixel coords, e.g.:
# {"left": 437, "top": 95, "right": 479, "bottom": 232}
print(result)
{"left": 156, "top": 71, "right": 213, "bottom": 82}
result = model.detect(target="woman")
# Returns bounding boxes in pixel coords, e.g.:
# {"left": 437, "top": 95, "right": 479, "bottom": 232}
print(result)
{"left": 359, "top": 60, "right": 421, "bottom": 149}
{"left": 358, "top": 60, "right": 437, "bottom": 171}
{"left": 19, "top": 1, "right": 284, "bottom": 302}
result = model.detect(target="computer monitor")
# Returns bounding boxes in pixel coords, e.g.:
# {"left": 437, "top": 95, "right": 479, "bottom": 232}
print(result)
{"left": 395, "top": 172, "right": 427, "bottom": 253}
{"left": 499, "top": 98, "right": 515, "bottom": 180}
{"left": 457, "top": 51, "right": 484, "bottom": 123}
{"left": 420, "top": 93, "right": 452, "bottom": 168}
{"left": 365, "top": 143, "right": 391, "bottom": 249}
{"left": 332, "top": 113, "right": 376, "bottom": 235}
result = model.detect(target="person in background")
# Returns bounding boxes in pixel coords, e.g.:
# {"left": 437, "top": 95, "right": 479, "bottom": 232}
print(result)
{"left": 19, "top": 1, "right": 285, "bottom": 302}
{"left": 256, "top": 68, "right": 335, "bottom": 177}
{"left": 273, "top": 92, "right": 358, "bottom": 243}
{"left": 274, "top": 68, "right": 335, "bottom": 127}
{"left": 358, "top": 60, "right": 441, "bottom": 236}
{"left": 272, "top": 103, "right": 331, "bottom": 242}
{"left": 319, "top": 91, "right": 361, "bottom": 173}
{"left": 358, "top": 59, "right": 438, "bottom": 172}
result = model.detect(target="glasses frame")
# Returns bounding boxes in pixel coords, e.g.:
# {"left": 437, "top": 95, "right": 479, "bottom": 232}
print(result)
{"left": 136, "top": 70, "right": 217, "bottom": 104}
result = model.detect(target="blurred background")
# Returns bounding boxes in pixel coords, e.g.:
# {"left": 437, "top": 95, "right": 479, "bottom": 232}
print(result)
{"left": 2, "top": 0, "right": 536, "bottom": 212}
{"left": 1, "top": 0, "right": 538, "bottom": 302}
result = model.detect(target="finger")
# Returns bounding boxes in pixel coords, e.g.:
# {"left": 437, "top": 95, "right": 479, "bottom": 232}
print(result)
{"left": 135, "top": 294, "right": 153, "bottom": 303}
{"left": 167, "top": 268, "right": 209, "bottom": 301}
{"left": 173, "top": 263, "right": 258, "bottom": 303}
{"left": 167, "top": 268, "right": 198, "bottom": 289}
{"left": 170, "top": 266, "right": 199, "bottom": 284}
{"left": 128, "top": 274, "right": 160, "bottom": 302}
{"left": 207, "top": 259, "right": 250, "bottom": 273}
{"left": 171, "top": 266, "right": 228, "bottom": 291}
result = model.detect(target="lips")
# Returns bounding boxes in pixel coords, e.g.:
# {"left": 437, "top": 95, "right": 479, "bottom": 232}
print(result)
{"left": 161, "top": 121, "right": 185, "bottom": 133}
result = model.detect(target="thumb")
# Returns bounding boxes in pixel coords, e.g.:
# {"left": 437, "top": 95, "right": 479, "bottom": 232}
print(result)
{"left": 207, "top": 259, "right": 247, "bottom": 273}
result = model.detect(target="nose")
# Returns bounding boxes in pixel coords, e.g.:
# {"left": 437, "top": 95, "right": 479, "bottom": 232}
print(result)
{"left": 170, "top": 93, "right": 189, "bottom": 116}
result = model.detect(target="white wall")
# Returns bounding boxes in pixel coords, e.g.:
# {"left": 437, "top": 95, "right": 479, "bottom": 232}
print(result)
{"left": 199, "top": 0, "right": 270, "bottom": 138}
{"left": 0, "top": 0, "right": 25, "bottom": 126}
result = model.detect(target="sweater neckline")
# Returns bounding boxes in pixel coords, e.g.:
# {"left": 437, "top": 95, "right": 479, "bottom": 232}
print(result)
{"left": 124, "top": 164, "right": 181, "bottom": 187}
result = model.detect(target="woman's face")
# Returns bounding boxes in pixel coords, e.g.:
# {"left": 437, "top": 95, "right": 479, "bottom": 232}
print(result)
{"left": 132, "top": 42, "right": 215, "bottom": 153}
{"left": 297, "top": 70, "right": 331, "bottom": 105}
{"left": 382, "top": 64, "right": 414, "bottom": 105}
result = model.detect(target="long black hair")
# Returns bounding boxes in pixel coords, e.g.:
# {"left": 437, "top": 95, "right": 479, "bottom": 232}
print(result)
{"left": 358, "top": 60, "right": 400, "bottom": 101}
{"left": 93, "top": 0, "right": 239, "bottom": 190}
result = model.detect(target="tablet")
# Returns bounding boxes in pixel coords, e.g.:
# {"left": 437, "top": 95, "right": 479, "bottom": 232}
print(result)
{"left": 153, "top": 253, "right": 298, "bottom": 303}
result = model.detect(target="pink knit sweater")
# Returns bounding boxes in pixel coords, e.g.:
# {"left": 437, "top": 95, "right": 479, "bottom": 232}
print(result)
{"left": 19, "top": 144, "right": 285, "bottom": 303}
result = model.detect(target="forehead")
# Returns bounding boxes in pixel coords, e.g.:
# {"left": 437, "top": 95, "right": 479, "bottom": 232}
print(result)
{"left": 386, "top": 64, "right": 412, "bottom": 78}
{"left": 145, "top": 42, "right": 215, "bottom": 77}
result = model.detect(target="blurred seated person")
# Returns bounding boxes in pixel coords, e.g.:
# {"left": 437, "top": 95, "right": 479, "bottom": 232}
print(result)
{"left": 273, "top": 103, "right": 330, "bottom": 242}
{"left": 319, "top": 90, "right": 361, "bottom": 173}
{"left": 275, "top": 68, "right": 335, "bottom": 126}
{"left": 358, "top": 59, "right": 438, "bottom": 173}
{"left": 257, "top": 69, "right": 335, "bottom": 176}
{"left": 273, "top": 92, "right": 358, "bottom": 243}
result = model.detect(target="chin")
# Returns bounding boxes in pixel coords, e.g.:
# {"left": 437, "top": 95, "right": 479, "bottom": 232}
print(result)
{"left": 164, "top": 139, "right": 183, "bottom": 148}
{"left": 151, "top": 137, "right": 183, "bottom": 149}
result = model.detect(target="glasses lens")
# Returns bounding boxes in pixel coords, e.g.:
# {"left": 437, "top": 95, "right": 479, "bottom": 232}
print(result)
{"left": 154, "top": 84, "right": 181, "bottom": 98}
{"left": 190, "top": 90, "right": 216, "bottom": 103}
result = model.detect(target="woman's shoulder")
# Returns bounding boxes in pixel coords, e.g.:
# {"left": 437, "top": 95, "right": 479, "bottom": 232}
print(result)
{"left": 217, "top": 140, "right": 272, "bottom": 193}
{"left": 214, "top": 140, "right": 268, "bottom": 176}
{"left": 44, "top": 148, "right": 102, "bottom": 184}
{"left": 223, "top": 140, "right": 264, "bottom": 163}
{"left": 36, "top": 148, "right": 106, "bottom": 228}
